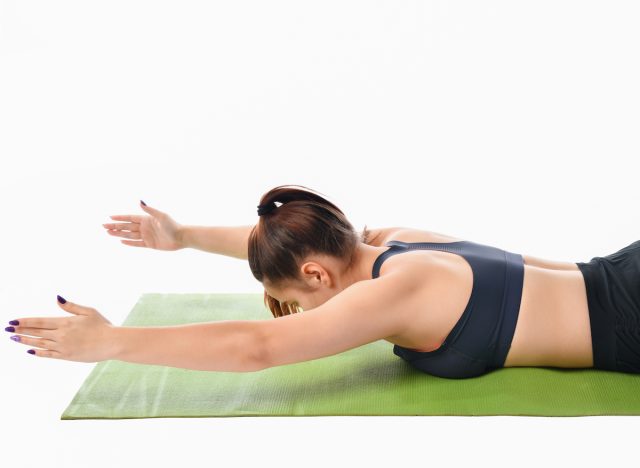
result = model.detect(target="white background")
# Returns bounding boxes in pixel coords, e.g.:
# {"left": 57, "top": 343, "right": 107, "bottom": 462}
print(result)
{"left": 1, "top": 1, "right": 639, "bottom": 466}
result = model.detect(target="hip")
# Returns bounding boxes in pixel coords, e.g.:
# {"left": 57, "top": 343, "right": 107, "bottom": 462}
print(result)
{"left": 575, "top": 239, "right": 640, "bottom": 373}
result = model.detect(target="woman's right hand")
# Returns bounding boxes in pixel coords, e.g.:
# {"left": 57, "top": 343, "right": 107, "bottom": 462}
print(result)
{"left": 102, "top": 201, "right": 185, "bottom": 251}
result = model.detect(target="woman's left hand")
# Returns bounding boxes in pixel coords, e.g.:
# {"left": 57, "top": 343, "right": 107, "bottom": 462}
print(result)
{"left": 6, "top": 296, "right": 117, "bottom": 363}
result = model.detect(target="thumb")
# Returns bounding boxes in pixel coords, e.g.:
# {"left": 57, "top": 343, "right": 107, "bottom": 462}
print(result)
{"left": 56, "top": 295, "right": 91, "bottom": 315}
{"left": 139, "top": 200, "right": 164, "bottom": 217}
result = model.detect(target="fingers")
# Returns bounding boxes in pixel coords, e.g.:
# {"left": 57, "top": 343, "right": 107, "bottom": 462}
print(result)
{"left": 7, "top": 326, "right": 57, "bottom": 338}
{"left": 109, "top": 215, "right": 143, "bottom": 223}
{"left": 9, "top": 317, "right": 61, "bottom": 329}
{"left": 56, "top": 296, "right": 93, "bottom": 316}
{"left": 25, "top": 347, "right": 63, "bottom": 359}
{"left": 120, "top": 239, "right": 148, "bottom": 248}
{"left": 6, "top": 321, "right": 61, "bottom": 357}
{"left": 106, "top": 229, "right": 142, "bottom": 240}
{"left": 139, "top": 202, "right": 164, "bottom": 217}
{"left": 103, "top": 222, "right": 140, "bottom": 232}
{"left": 10, "top": 334, "right": 60, "bottom": 351}
{"left": 103, "top": 219, "right": 141, "bottom": 241}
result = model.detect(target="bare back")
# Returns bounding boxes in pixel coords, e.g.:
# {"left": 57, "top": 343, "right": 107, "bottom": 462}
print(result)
{"left": 374, "top": 228, "right": 594, "bottom": 369}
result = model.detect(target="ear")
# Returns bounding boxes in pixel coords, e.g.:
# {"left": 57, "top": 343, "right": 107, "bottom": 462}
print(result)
{"left": 300, "top": 261, "right": 331, "bottom": 287}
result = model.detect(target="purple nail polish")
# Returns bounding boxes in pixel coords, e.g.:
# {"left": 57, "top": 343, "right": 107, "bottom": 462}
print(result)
{"left": 140, "top": 200, "right": 147, "bottom": 206}
{"left": 5, "top": 326, "right": 15, "bottom": 332}
{"left": 27, "top": 349, "right": 35, "bottom": 354}
{"left": 10, "top": 335, "right": 20, "bottom": 342}
{"left": 57, "top": 295, "right": 66, "bottom": 304}
{"left": 9, "top": 320, "right": 19, "bottom": 326}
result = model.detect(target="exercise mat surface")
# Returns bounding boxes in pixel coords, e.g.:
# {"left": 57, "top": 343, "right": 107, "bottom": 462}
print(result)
{"left": 61, "top": 293, "right": 640, "bottom": 419}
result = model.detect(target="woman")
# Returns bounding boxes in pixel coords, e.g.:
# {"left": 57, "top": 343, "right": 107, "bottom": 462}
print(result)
{"left": 6, "top": 185, "right": 640, "bottom": 378}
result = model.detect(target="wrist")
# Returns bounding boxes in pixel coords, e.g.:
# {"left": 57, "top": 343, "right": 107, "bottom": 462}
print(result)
{"left": 176, "top": 224, "right": 190, "bottom": 250}
{"left": 106, "top": 325, "right": 125, "bottom": 361}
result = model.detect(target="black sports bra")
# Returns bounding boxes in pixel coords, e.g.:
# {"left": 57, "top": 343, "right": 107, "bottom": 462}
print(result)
{"left": 372, "top": 239, "right": 525, "bottom": 379}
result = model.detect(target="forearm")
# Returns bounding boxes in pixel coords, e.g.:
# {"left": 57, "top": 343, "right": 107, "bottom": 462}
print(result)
{"left": 179, "top": 225, "right": 254, "bottom": 259}
{"left": 108, "top": 320, "right": 266, "bottom": 372}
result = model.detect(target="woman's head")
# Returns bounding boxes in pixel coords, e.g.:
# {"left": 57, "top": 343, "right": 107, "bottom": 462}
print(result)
{"left": 248, "top": 184, "right": 371, "bottom": 318}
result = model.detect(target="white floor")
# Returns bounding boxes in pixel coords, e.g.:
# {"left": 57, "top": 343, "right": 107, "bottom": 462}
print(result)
{"left": 2, "top": 1, "right": 639, "bottom": 466}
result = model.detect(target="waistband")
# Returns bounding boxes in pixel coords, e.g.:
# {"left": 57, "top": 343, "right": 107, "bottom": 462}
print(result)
{"left": 576, "top": 260, "right": 617, "bottom": 371}
{"left": 487, "top": 250, "right": 525, "bottom": 369}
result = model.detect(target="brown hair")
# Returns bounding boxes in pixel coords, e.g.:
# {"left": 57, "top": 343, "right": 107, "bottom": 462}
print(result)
{"left": 248, "top": 184, "right": 372, "bottom": 318}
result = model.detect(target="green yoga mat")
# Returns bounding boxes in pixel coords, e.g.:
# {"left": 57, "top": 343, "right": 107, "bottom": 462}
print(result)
{"left": 61, "top": 293, "right": 640, "bottom": 419}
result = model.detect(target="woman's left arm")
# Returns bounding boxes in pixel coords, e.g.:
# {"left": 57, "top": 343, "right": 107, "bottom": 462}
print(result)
{"left": 8, "top": 296, "right": 266, "bottom": 373}
{"left": 111, "top": 320, "right": 265, "bottom": 372}
{"left": 9, "top": 269, "right": 416, "bottom": 372}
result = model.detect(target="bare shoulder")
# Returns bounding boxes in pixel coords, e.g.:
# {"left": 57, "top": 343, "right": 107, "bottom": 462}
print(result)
{"left": 364, "top": 226, "right": 466, "bottom": 246}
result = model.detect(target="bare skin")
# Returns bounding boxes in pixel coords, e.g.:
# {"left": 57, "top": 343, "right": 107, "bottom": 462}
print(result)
{"left": 102, "top": 203, "right": 594, "bottom": 370}
{"left": 262, "top": 228, "right": 594, "bottom": 370}
{"left": 369, "top": 229, "right": 593, "bottom": 369}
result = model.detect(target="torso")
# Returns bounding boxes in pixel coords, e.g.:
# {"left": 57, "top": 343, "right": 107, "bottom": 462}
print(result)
{"left": 378, "top": 229, "right": 594, "bottom": 369}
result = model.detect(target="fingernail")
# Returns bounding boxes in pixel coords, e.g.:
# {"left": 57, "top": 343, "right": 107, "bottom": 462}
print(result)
{"left": 10, "top": 335, "right": 20, "bottom": 342}
{"left": 27, "top": 349, "right": 35, "bottom": 354}
{"left": 140, "top": 200, "right": 147, "bottom": 206}
{"left": 9, "top": 320, "right": 19, "bottom": 326}
{"left": 57, "top": 295, "right": 67, "bottom": 304}
{"left": 5, "top": 326, "right": 15, "bottom": 332}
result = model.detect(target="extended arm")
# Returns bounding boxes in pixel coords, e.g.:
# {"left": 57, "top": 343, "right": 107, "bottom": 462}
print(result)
{"left": 106, "top": 201, "right": 399, "bottom": 258}
{"left": 179, "top": 225, "right": 399, "bottom": 258}
{"left": 179, "top": 225, "right": 254, "bottom": 259}
{"left": 109, "top": 319, "right": 266, "bottom": 372}
{"left": 110, "top": 269, "right": 416, "bottom": 372}
{"left": 10, "top": 271, "right": 415, "bottom": 371}
{"left": 104, "top": 202, "right": 255, "bottom": 259}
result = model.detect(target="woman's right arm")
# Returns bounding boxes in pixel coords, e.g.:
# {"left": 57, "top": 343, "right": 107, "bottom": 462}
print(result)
{"left": 180, "top": 225, "right": 254, "bottom": 260}
{"left": 104, "top": 201, "right": 254, "bottom": 260}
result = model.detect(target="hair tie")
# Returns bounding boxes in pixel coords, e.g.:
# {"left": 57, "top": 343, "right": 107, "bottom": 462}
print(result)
{"left": 257, "top": 201, "right": 278, "bottom": 216}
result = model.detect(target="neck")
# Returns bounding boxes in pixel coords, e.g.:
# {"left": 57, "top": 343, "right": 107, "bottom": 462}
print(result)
{"left": 339, "top": 242, "right": 389, "bottom": 289}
